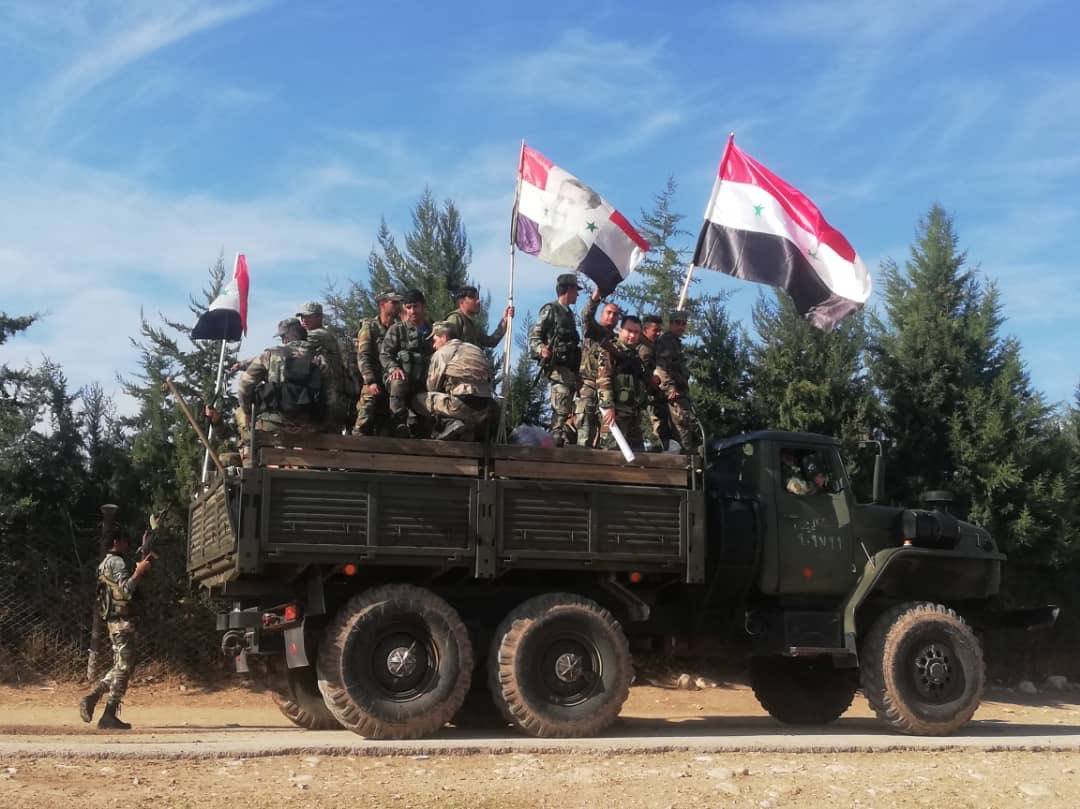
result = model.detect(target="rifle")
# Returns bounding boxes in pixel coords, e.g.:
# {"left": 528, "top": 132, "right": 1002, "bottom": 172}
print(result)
{"left": 135, "top": 511, "right": 166, "bottom": 563}
{"left": 532, "top": 331, "right": 558, "bottom": 386}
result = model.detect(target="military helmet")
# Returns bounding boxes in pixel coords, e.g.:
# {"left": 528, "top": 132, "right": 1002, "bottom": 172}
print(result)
{"left": 556, "top": 273, "right": 584, "bottom": 290}
{"left": 375, "top": 290, "right": 402, "bottom": 303}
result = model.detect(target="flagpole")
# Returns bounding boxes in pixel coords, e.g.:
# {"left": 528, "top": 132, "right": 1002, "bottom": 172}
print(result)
{"left": 200, "top": 252, "right": 239, "bottom": 483}
{"left": 679, "top": 133, "right": 736, "bottom": 313}
{"left": 497, "top": 139, "right": 526, "bottom": 444}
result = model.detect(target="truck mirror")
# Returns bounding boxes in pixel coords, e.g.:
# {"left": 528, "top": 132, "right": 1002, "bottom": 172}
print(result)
{"left": 872, "top": 456, "right": 886, "bottom": 504}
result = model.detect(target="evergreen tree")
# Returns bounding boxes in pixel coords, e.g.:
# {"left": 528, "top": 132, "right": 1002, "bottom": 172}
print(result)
{"left": 502, "top": 311, "right": 548, "bottom": 430}
{"left": 688, "top": 298, "right": 754, "bottom": 440}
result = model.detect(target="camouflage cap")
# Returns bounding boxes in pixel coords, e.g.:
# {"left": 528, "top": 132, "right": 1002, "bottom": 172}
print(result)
{"left": 296, "top": 301, "right": 323, "bottom": 317}
{"left": 276, "top": 317, "right": 305, "bottom": 337}
{"left": 375, "top": 290, "right": 402, "bottom": 303}
{"left": 556, "top": 273, "right": 584, "bottom": 290}
{"left": 668, "top": 309, "right": 690, "bottom": 322}
{"left": 453, "top": 285, "right": 479, "bottom": 301}
{"left": 401, "top": 288, "right": 426, "bottom": 305}
{"left": 432, "top": 320, "right": 459, "bottom": 339}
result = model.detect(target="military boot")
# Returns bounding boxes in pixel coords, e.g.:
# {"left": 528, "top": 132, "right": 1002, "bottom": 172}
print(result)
{"left": 97, "top": 702, "right": 132, "bottom": 730}
{"left": 435, "top": 419, "right": 469, "bottom": 441}
{"left": 78, "top": 685, "right": 106, "bottom": 723}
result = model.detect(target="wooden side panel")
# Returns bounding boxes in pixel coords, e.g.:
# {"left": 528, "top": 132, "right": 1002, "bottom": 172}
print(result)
{"left": 259, "top": 447, "right": 479, "bottom": 477}
{"left": 493, "top": 459, "right": 687, "bottom": 488}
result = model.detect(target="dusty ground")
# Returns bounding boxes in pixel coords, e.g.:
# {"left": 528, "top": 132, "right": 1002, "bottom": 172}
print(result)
{"left": 2, "top": 681, "right": 1079, "bottom": 807}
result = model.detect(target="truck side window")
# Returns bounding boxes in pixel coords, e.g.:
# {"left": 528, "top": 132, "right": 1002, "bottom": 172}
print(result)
{"left": 780, "top": 448, "right": 839, "bottom": 496}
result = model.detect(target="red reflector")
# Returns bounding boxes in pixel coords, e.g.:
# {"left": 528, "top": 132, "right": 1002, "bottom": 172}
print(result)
{"left": 290, "top": 643, "right": 297, "bottom": 655}
{"left": 344, "top": 563, "right": 358, "bottom": 576}
{"left": 802, "top": 567, "right": 814, "bottom": 579}
{"left": 284, "top": 604, "right": 298, "bottom": 622}
{"left": 629, "top": 571, "right": 643, "bottom": 584}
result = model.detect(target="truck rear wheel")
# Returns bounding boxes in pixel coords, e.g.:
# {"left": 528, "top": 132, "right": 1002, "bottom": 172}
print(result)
{"left": 750, "top": 656, "right": 858, "bottom": 725}
{"left": 271, "top": 665, "right": 342, "bottom": 730}
{"left": 488, "top": 593, "right": 632, "bottom": 738}
{"left": 316, "top": 584, "right": 473, "bottom": 739}
{"left": 860, "top": 601, "right": 984, "bottom": 736}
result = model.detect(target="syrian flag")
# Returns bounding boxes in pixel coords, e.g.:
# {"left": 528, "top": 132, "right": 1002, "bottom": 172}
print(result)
{"left": 513, "top": 145, "right": 649, "bottom": 295}
{"left": 191, "top": 253, "right": 249, "bottom": 341}
{"left": 692, "top": 136, "right": 871, "bottom": 329}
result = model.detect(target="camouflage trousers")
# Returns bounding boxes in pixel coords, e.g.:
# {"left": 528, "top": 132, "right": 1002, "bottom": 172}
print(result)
{"left": 666, "top": 395, "right": 701, "bottom": 453}
{"left": 387, "top": 379, "right": 430, "bottom": 437}
{"left": 420, "top": 392, "right": 493, "bottom": 441}
{"left": 548, "top": 380, "right": 575, "bottom": 445}
{"left": 647, "top": 397, "right": 671, "bottom": 449}
{"left": 599, "top": 410, "right": 645, "bottom": 452}
{"left": 99, "top": 619, "right": 135, "bottom": 704}
{"left": 574, "top": 385, "right": 600, "bottom": 448}
{"left": 353, "top": 387, "right": 389, "bottom": 436}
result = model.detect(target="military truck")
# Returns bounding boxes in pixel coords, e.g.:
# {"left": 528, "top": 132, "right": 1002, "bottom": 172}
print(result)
{"left": 188, "top": 429, "right": 1055, "bottom": 739}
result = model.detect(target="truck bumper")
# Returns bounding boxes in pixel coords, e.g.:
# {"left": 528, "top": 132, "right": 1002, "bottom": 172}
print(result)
{"left": 970, "top": 605, "right": 1060, "bottom": 631}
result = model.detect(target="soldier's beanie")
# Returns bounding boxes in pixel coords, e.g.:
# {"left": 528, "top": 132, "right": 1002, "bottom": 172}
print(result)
{"left": 453, "top": 285, "right": 479, "bottom": 301}
{"left": 669, "top": 309, "right": 690, "bottom": 323}
{"left": 432, "top": 320, "right": 459, "bottom": 339}
{"left": 375, "top": 290, "right": 402, "bottom": 303}
{"left": 296, "top": 301, "right": 323, "bottom": 317}
{"left": 276, "top": 317, "right": 304, "bottom": 337}
{"left": 402, "top": 289, "right": 426, "bottom": 305}
{"left": 556, "top": 273, "right": 584, "bottom": 290}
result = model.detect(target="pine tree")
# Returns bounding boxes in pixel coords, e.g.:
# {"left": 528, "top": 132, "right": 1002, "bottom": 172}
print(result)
{"left": 501, "top": 311, "right": 549, "bottom": 430}
{"left": 688, "top": 298, "right": 754, "bottom": 440}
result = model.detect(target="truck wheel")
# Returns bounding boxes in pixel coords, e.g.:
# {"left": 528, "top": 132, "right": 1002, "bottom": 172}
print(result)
{"left": 860, "top": 601, "right": 984, "bottom": 736}
{"left": 488, "top": 593, "right": 632, "bottom": 738}
{"left": 750, "top": 656, "right": 858, "bottom": 725}
{"left": 317, "top": 584, "right": 473, "bottom": 739}
{"left": 271, "top": 665, "right": 342, "bottom": 730}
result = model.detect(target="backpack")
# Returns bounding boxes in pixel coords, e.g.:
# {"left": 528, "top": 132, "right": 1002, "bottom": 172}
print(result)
{"left": 259, "top": 343, "right": 323, "bottom": 417}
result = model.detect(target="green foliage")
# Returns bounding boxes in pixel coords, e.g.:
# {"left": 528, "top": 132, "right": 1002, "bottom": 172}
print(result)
{"left": 688, "top": 298, "right": 754, "bottom": 439}
{"left": 502, "top": 311, "right": 549, "bottom": 430}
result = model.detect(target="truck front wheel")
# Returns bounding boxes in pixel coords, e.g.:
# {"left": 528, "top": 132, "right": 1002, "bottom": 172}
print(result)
{"left": 750, "top": 656, "right": 858, "bottom": 725}
{"left": 860, "top": 601, "right": 985, "bottom": 736}
{"left": 316, "top": 585, "right": 473, "bottom": 739}
{"left": 489, "top": 593, "right": 632, "bottom": 738}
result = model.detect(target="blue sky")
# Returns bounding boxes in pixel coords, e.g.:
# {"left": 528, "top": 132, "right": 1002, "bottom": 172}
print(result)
{"left": 1, "top": 0, "right": 1077, "bottom": 413}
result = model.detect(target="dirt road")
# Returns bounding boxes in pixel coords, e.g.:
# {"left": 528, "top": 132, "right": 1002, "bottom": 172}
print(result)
{"left": 2, "top": 682, "right": 1079, "bottom": 807}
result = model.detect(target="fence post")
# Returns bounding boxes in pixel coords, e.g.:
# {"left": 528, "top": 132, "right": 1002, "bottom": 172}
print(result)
{"left": 85, "top": 503, "right": 118, "bottom": 682}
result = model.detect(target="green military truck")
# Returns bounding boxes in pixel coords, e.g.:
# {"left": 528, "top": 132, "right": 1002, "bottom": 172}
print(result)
{"left": 188, "top": 429, "right": 1055, "bottom": 739}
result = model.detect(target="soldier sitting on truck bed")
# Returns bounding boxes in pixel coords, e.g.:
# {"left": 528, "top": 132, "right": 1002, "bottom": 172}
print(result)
{"left": 353, "top": 290, "right": 401, "bottom": 436}
{"left": 236, "top": 318, "right": 328, "bottom": 440}
{"left": 381, "top": 289, "right": 434, "bottom": 438}
{"left": 419, "top": 321, "right": 494, "bottom": 441}
{"left": 444, "top": 285, "right": 513, "bottom": 349}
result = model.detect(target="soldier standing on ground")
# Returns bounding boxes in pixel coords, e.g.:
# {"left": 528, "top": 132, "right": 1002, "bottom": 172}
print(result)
{"left": 381, "top": 289, "right": 434, "bottom": 438}
{"left": 297, "top": 302, "right": 349, "bottom": 433}
{"left": 444, "top": 285, "right": 514, "bottom": 349}
{"left": 528, "top": 273, "right": 583, "bottom": 447}
{"left": 236, "top": 319, "right": 327, "bottom": 440}
{"left": 79, "top": 530, "right": 152, "bottom": 730}
{"left": 597, "top": 314, "right": 655, "bottom": 452}
{"left": 353, "top": 290, "right": 401, "bottom": 436}
{"left": 420, "top": 321, "right": 494, "bottom": 440}
{"left": 654, "top": 310, "right": 701, "bottom": 454}
{"left": 576, "top": 288, "right": 620, "bottom": 448}
{"left": 639, "top": 313, "right": 670, "bottom": 449}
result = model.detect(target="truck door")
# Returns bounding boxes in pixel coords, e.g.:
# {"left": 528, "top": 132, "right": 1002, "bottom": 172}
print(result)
{"left": 773, "top": 445, "right": 857, "bottom": 596}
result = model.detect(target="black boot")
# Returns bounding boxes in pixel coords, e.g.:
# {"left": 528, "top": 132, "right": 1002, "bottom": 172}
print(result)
{"left": 97, "top": 702, "right": 132, "bottom": 730}
{"left": 78, "top": 687, "right": 105, "bottom": 723}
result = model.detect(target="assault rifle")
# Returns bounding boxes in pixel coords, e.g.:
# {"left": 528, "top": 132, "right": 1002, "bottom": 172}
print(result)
{"left": 135, "top": 511, "right": 166, "bottom": 563}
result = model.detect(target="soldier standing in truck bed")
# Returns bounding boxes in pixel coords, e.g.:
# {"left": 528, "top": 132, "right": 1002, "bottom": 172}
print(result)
{"left": 353, "top": 290, "right": 401, "bottom": 435}
{"left": 639, "top": 313, "right": 670, "bottom": 449}
{"left": 654, "top": 310, "right": 700, "bottom": 454}
{"left": 597, "top": 314, "right": 655, "bottom": 452}
{"left": 576, "top": 287, "right": 619, "bottom": 448}
{"left": 528, "top": 273, "right": 583, "bottom": 447}
{"left": 381, "top": 289, "right": 434, "bottom": 438}
{"left": 296, "top": 302, "right": 348, "bottom": 434}
{"left": 444, "top": 285, "right": 514, "bottom": 349}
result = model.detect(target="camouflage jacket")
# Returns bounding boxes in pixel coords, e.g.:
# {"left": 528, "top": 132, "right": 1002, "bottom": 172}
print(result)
{"left": 444, "top": 310, "right": 505, "bottom": 349}
{"left": 305, "top": 327, "right": 349, "bottom": 404}
{"left": 427, "top": 339, "right": 493, "bottom": 399}
{"left": 579, "top": 296, "right": 615, "bottom": 387}
{"left": 637, "top": 335, "right": 657, "bottom": 376}
{"left": 654, "top": 332, "right": 691, "bottom": 396}
{"left": 98, "top": 551, "right": 137, "bottom": 620}
{"left": 597, "top": 339, "right": 648, "bottom": 414}
{"left": 236, "top": 339, "right": 326, "bottom": 431}
{"left": 356, "top": 316, "right": 394, "bottom": 386}
{"left": 528, "top": 301, "right": 581, "bottom": 385}
{"left": 381, "top": 320, "right": 433, "bottom": 388}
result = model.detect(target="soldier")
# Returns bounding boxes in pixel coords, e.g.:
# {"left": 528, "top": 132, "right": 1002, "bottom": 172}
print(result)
{"left": 236, "top": 319, "right": 327, "bottom": 439}
{"left": 353, "top": 290, "right": 401, "bottom": 436}
{"left": 444, "top": 285, "right": 514, "bottom": 349}
{"left": 597, "top": 314, "right": 654, "bottom": 452}
{"left": 78, "top": 530, "right": 153, "bottom": 730}
{"left": 297, "top": 302, "right": 349, "bottom": 433}
{"left": 655, "top": 310, "right": 701, "bottom": 454}
{"left": 576, "top": 288, "right": 620, "bottom": 448}
{"left": 381, "top": 289, "right": 434, "bottom": 438}
{"left": 639, "top": 313, "right": 670, "bottom": 449}
{"left": 528, "top": 273, "right": 583, "bottom": 447}
{"left": 421, "top": 321, "right": 494, "bottom": 440}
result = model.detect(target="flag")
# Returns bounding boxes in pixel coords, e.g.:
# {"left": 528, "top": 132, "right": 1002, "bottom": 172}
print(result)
{"left": 513, "top": 145, "right": 649, "bottom": 295}
{"left": 192, "top": 253, "right": 249, "bottom": 341}
{"left": 692, "top": 136, "right": 871, "bottom": 329}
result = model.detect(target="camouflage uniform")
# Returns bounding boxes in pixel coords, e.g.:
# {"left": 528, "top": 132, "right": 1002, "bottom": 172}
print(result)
{"left": 421, "top": 338, "right": 493, "bottom": 440}
{"left": 380, "top": 320, "right": 434, "bottom": 437}
{"left": 236, "top": 337, "right": 327, "bottom": 438}
{"left": 575, "top": 295, "right": 614, "bottom": 448}
{"left": 528, "top": 300, "right": 581, "bottom": 446}
{"left": 444, "top": 309, "right": 506, "bottom": 349}
{"left": 304, "top": 327, "right": 348, "bottom": 433}
{"left": 597, "top": 339, "right": 651, "bottom": 452}
{"left": 637, "top": 333, "right": 670, "bottom": 450}
{"left": 354, "top": 316, "right": 394, "bottom": 435}
{"left": 655, "top": 329, "right": 701, "bottom": 453}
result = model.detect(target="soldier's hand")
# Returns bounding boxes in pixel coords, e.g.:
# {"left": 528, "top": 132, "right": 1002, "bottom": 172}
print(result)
{"left": 366, "top": 383, "right": 381, "bottom": 395}
{"left": 389, "top": 369, "right": 405, "bottom": 381}
{"left": 652, "top": 374, "right": 662, "bottom": 388}
{"left": 204, "top": 406, "right": 220, "bottom": 424}
{"left": 667, "top": 390, "right": 679, "bottom": 402}
{"left": 134, "top": 558, "right": 152, "bottom": 576}
{"left": 540, "top": 345, "right": 552, "bottom": 361}
{"left": 591, "top": 287, "right": 601, "bottom": 302}
{"left": 504, "top": 305, "right": 515, "bottom": 321}
{"left": 601, "top": 408, "right": 616, "bottom": 427}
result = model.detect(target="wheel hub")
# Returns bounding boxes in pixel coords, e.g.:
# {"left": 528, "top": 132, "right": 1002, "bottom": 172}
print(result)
{"left": 912, "top": 642, "right": 956, "bottom": 699}
{"left": 554, "top": 651, "right": 583, "bottom": 683}
{"left": 386, "top": 644, "right": 419, "bottom": 678}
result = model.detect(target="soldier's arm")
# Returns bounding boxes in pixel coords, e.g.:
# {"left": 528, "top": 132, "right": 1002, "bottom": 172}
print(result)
{"left": 426, "top": 349, "right": 447, "bottom": 393}
{"left": 356, "top": 323, "right": 379, "bottom": 385}
{"left": 653, "top": 338, "right": 678, "bottom": 396}
{"left": 528, "top": 306, "right": 552, "bottom": 360}
{"left": 101, "top": 554, "right": 144, "bottom": 596}
{"left": 580, "top": 294, "right": 602, "bottom": 340}
{"left": 380, "top": 326, "right": 402, "bottom": 377}
{"left": 597, "top": 352, "right": 616, "bottom": 410}
{"left": 483, "top": 315, "right": 507, "bottom": 348}
{"left": 236, "top": 355, "right": 267, "bottom": 412}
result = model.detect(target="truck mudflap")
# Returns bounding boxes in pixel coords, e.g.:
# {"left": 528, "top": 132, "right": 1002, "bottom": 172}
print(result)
{"left": 966, "top": 604, "right": 1060, "bottom": 632}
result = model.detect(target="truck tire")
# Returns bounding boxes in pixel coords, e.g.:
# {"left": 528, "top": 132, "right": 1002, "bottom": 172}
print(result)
{"left": 316, "top": 584, "right": 473, "bottom": 739}
{"left": 860, "top": 601, "right": 984, "bottom": 736}
{"left": 271, "top": 665, "right": 342, "bottom": 730}
{"left": 750, "top": 656, "right": 858, "bottom": 725}
{"left": 488, "top": 593, "right": 632, "bottom": 738}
